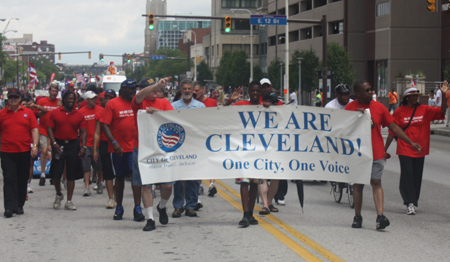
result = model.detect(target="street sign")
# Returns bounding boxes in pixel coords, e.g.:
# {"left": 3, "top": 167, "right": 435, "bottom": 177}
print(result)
{"left": 250, "top": 15, "right": 287, "bottom": 25}
{"left": 150, "top": 55, "right": 165, "bottom": 60}
{"left": 186, "top": 71, "right": 192, "bottom": 79}
{"left": 442, "top": 3, "right": 450, "bottom": 11}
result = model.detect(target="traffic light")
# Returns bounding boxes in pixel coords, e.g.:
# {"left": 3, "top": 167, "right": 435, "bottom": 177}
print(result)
{"left": 88, "top": 51, "right": 91, "bottom": 59}
{"left": 225, "top": 16, "right": 231, "bottom": 33}
{"left": 196, "top": 56, "right": 201, "bottom": 64}
{"left": 148, "top": 13, "right": 155, "bottom": 30}
{"left": 100, "top": 53, "right": 104, "bottom": 61}
{"left": 127, "top": 55, "right": 131, "bottom": 63}
{"left": 427, "top": 0, "right": 436, "bottom": 12}
{"left": 58, "top": 52, "right": 61, "bottom": 60}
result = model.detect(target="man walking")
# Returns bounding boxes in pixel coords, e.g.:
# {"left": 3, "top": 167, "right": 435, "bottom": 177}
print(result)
{"left": 171, "top": 79, "right": 205, "bottom": 218}
{"left": 0, "top": 89, "right": 39, "bottom": 217}
{"left": 325, "top": 83, "right": 353, "bottom": 110}
{"left": 387, "top": 88, "right": 398, "bottom": 114}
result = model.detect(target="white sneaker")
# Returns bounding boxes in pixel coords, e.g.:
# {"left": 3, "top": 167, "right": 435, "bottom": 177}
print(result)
{"left": 407, "top": 203, "right": 416, "bottom": 215}
{"left": 27, "top": 186, "right": 33, "bottom": 193}
{"left": 93, "top": 184, "right": 98, "bottom": 191}
{"left": 53, "top": 194, "right": 64, "bottom": 210}
{"left": 83, "top": 188, "right": 91, "bottom": 197}
{"left": 97, "top": 183, "right": 103, "bottom": 194}
{"left": 276, "top": 199, "right": 286, "bottom": 205}
{"left": 106, "top": 199, "right": 115, "bottom": 209}
{"left": 64, "top": 201, "right": 77, "bottom": 211}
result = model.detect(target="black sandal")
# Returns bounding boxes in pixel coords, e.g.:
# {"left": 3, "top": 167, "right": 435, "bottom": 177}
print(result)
{"left": 269, "top": 205, "right": 279, "bottom": 212}
{"left": 259, "top": 207, "right": 270, "bottom": 215}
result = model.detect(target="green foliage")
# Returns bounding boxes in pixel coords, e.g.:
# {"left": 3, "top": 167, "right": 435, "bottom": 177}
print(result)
{"left": 1, "top": 58, "right": 26, "bottom": 85}
{"left": 267, "top": 58, "right": 284, "bottom": 91}
{"left": 29, "top": 57, "right": 65, "bottom": 84}
{"left": 215, "top": 50, "right": 250, "bottom": 90}
{"left": 197, "top": 60, "right": 213, "bottom": 84}
{"left": 289, "top": 49, "right": 320, "bottom": 93}
{"left": 442, "top": 65, "right": 450, "bottom": 82}
{"left": 253, "top": 64, "right": 266, "bottom": 83}
{"left": 215, "top": 50, "right": 233, "bottom": 88}
{"left": 327, "top": 42, "right": 356, "bottom": 92}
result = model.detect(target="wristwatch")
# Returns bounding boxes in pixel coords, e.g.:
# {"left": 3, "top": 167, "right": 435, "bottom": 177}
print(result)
{"left": 83, "top": 146, "right": 87, "bottom": 149}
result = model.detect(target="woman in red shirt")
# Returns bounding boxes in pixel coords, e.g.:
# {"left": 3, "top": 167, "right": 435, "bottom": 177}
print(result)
{"left": 385, "top": 84, "right": 448, "bottom": 215}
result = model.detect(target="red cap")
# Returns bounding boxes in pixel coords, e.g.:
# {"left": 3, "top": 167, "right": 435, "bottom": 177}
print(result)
{"left": 110, "top": 61, "right": 114, "bottom": 65}
{"left": 99, "top": 91, "right": 105, "bottom": 98}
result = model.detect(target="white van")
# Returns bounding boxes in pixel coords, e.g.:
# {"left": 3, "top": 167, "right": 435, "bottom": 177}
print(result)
{"left": 101, "top": 74, "right": 126, "bottom": 93}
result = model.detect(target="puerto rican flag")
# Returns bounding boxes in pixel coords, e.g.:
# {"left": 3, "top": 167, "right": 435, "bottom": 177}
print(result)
{"left": 28, "top": 62, "right": 39, "bottom": 84}
{"left": 411, "top": 78, "right": 416, "bottom": 88}
{"left": 65, "top": 78, "right": 71, "bottom": 86}
{"left": 76, "top": 73, "right": 85, "bottom": 85}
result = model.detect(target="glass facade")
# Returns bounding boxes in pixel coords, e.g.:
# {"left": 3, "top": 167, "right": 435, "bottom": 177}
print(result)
{"left": 157, "top": 20, "right": 211, "bottom": 50}
{"left": 376, "top": 60, "right": 388, "bottom": 97}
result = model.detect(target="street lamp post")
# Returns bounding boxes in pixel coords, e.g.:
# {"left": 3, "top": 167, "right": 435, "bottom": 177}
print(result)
{"left": 181, "top": 30, "right": 197, "bottom": 81}
{"left": 279, "top": 61, "right": 282, "bottom": 92}
{"left": 231, "top": 9, "right": 253, "bottom": 82}
{"left": 297, "top": 57, "right": 302, "bottom": 105}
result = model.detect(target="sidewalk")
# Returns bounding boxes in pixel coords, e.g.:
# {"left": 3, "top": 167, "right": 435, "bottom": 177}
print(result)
{"left": 430, "top": 123, "right": 450, "bottom": 137}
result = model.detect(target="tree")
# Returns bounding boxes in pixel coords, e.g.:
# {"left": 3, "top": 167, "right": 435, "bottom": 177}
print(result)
{"left": 29, "top": 56, "right": 65, "bottom": 85}
{"left": 215, "top": 50, "right": 234, "bottom": 89}
{"left": 267, "top": 58, "right": 284, "bottom": 91}
{"left": 253, "top": 64, "right": 266, "bottom": 83}
{"left": 289, "top": 49, "right": 320, "bottom": 93}
{"left": 230, "top": 50, "right": 250, "bottom": 88}
{"left": 443, "top": 65, "right": 450, "bottom": 82}
{"left": 327, "top": 42, "right": 356, "bottom": 94}
{"left": 196, "top": 60, "right": 213, "bottom": 84}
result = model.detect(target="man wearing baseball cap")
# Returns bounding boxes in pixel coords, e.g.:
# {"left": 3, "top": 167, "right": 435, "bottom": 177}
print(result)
{"left": 260, "top": 78, "right": 283, "bottom": 105}
{"left": 79, "top": 91, "right": 104, "bottom": 196}
{"left": 0, "top": 89, "right": 39, "bottom": 218}
{"left": 325, "top": 83, "right": 353, "bottom": 110}
{"left": 102, "top": 80, "right": 145, "bottom": 221}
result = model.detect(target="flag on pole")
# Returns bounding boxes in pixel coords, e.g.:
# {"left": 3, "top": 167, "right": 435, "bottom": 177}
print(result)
{"left": 76, "top": 73, "right": 85, "bottom": 85}
{"left": 410, "top": 78, "right": 416, "bottom": 88}
{"left": 65, "top": 78, "right": 71, "bottom": 86}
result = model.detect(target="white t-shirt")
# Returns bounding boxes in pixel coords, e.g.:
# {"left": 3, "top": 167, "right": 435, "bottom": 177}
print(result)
{"left": 435, "top": 89, "right": 442, "bottom": 106}
{"left": 325, "top": 98, "right": 354, "bottom": 110}
{"left": 289, "top": 92, "right": 297, "bottom": 105}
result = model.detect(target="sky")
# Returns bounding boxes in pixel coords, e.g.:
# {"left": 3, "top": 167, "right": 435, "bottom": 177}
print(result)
{"left": 1, "top": 0, "right": 211, "bottom": 65}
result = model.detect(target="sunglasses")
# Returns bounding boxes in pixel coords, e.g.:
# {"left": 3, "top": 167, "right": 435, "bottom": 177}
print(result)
{"left": 364, "top": 88, "right": 373, "bottom": 93}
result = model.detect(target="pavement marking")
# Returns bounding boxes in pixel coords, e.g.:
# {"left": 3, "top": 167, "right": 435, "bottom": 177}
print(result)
{"left": 211, "top": 180, "right": 345, "bottom": 262}
{"left": 204, "top": 180, "right": 322, "bottom": 262}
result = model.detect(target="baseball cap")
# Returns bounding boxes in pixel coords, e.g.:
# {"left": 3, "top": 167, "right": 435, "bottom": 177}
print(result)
{"left": 139, "top": 78, "right": 155, "bottom": 89}
{"left": 7, "top": 88, "right": 21, "bottom": 98}
{"left": 99, "top": 91, "right": 105, "bottom": 98}
{"left": 260, "top": 78, "right": 272, "bottom": 86}
{"left": 68, "top": 83, "right": 74, "bottom": 88}
{"left": 335, "top": 83, "right": 350, "bottom": 94}
{"left": 262, "top": 91, "right": 279, "bottom": 104}
{"left": 84, "top": 91, "right": 98, "bottom": 99}
{"left": 104, "top": 89, "right": 117, "bottom": 98}
{"left": 121, "top": 79, "right": 138, "bottom": 89}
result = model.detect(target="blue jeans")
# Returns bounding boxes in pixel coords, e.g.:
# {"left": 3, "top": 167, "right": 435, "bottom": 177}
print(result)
{"left": 173, "top": 180, "right": 199, "bottom": 210}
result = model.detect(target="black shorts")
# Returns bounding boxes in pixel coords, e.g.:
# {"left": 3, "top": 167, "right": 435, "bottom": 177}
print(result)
{"left": 99, "top": 140, "right": 115, "bottom": 180}
{"left": 49, "top": 139, "right": 83, "bottom": 181}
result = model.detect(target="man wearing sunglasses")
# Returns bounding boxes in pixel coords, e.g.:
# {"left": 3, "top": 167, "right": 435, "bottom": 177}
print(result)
{"left": 102, "top": 80, "right": 145, "bottom": 222}
{"left": 345, "top": 80, "right": 421, "bottom": 230}
{"left": 0, "top": 89, "right": 39, "bottom": 218}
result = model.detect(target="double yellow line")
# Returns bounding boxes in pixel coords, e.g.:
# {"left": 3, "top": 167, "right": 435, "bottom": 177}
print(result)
{"left": 203, "top": 180, "right": 344, "bottom": 262}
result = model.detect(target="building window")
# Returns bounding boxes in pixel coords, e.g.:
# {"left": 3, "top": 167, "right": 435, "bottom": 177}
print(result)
{"left": 300, "top": 28, "right": 312, "bottom": 40}
{"left": 314, "top": 0, "right": 326, "bottom": 8}
{"left": 313, "top": 25, "right": 322, "bottom": 37}
{"left": 289, "top": 3, "right": 299, "bottom": 16}
{"left": 301, "top": 0, "right": 312, "bottom": 12}
{"left": 376, "top": 60, "right": 388, "bottom": 96}
{"left": 268, "top": 36, "right": 276, "bottom": 46}
{"left": 289, "top": 30, "right": 299, "bottom": 42}
{"left": 376, "top": 1, "right": 390, "bottom": 17}
{"left": 329, "top": 21, "right": 343, "bottom": 35}
{"left": 222, "top": 0, "right": 256, "bottom": 8}
{"left": 278, "top": 34, "right": 286, "bottom": 44}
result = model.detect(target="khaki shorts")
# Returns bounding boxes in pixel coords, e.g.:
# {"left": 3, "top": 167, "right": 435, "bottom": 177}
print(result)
{"left": 39, "top": 135, "right": 48, "bottom": 150}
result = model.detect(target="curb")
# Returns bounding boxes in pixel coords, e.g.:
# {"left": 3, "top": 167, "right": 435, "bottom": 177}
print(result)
{"left": 431, "top": 129, "right": 450, "bottom": 137}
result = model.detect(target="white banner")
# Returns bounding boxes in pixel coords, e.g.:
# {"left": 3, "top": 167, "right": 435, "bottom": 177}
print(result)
{"left": 138, "top": 105, "right": 373, "bottom": 185}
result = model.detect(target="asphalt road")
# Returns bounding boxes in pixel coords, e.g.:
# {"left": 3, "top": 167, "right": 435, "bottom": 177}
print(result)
{"left": 0, "top": 132, "right": 449, "bottom": 262}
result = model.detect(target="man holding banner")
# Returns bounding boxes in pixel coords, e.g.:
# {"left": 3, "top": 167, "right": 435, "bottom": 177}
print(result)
{"left": 171, "top": 79, "right": 205, "bottom": 218}
{"left": 132, "top": 77, "right": 173, "bottom": 231}
{"left": 345, "top": 80, "right": 421, "bottom": 230}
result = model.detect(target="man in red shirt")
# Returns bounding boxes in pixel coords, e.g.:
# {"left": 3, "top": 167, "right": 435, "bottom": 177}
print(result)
{"left": 79, "top": 91, "right": 104, "bottom": 197}
{"left": 93, "top": 90, "right": 117, "bottom": 208}
{"left": 345, "top": 80, "right": 421, "bottom": 230}
{"left": 47, "top": 91, "right": 87, "bottom": 211}
{"left": 0, "top": 89, "right": 39, "bottom": 218}
{"left": 102, "top": 80, "right": 144, "bottom": 221}
{"left": 35, "top": 84, "right": 60, "bottom": 186}
{"left": 132, "top": 77, "right": 173, "bottom": 231}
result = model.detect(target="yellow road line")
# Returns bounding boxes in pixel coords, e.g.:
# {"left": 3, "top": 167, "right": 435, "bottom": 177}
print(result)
{"left": 207, "top": 180, "right": 322, "bottom": 262}
{"left": 212, "top": 180, "right": 345, "bottom": 262}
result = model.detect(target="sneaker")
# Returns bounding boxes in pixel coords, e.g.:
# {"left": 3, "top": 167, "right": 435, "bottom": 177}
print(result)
{"left": 4, "top": 210, "right": 13, "bottom": 218}
{"left": 61, "top": 180, "right": 67, "bottom": 189}
{"left": 239, "top": 217, "right": 250, "bottom": 227}
{"left": 352, "top": 215, "right": 362, "bottom": 228}
{"left": 198, "top": 186, "right": 204, "bottom": 195}
{"left": 376, "top": 214, "right": 390, "bottom": 230}
{"left": 275, "top": 199, "right": 286, "bottom": 205}
{"left": 16, "top": 207, "right": 24, "bottom": 215}
{"left": 133, "top": 206, "right": 145, "bottom": 222}
{"left": 83, "top": 188, "right": 91, "bottom": 197}
{"left": 143, "top": 219, "right": 156, "bottom": 231}
{"left": 93, "top": 184, "right": 98, "bottom": 191}
{"left": 106, "top": 199, "right": 115, "bottom": 209}
{"left": 64, "top": 201, "right": 77, "bottom": 211}
{"left": 97, "top": 183, "right": 103, "bottom": 194}
{"left": 157, "top": 204, "right": 169, "bottom": 225}
{"left": 27, "top": 186, "right": 33, "bottom": 193}
{"left": 194, "top": 202, "right": 203, "bottom": 211}
{"left": 407, "top": 203, "right": 416, "bottom": 215}
{"left": 39, "top": 177, "right": 45, "bottom": 186}
{"left": 53, "top": 194, "right": 64, "bottom": 210}
{"left": 114, "top": 206, "right": 124, "bottom": 220}
{"left": 208, "top": 185, "right": 217, "bottom": 197}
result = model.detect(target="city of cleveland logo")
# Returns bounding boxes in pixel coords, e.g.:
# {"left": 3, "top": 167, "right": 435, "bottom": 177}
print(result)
{"left": 156, "top": 123, "right": 186, "bottom": 152}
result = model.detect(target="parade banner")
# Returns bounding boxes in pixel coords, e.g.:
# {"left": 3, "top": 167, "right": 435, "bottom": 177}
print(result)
{"left": 138, "top": 105, "right": 373, "bottom": 185}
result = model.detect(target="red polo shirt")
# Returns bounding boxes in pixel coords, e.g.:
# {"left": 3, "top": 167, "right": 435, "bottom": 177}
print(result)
{"left": 101, "top": 97, "right": 135, "bottom": 153}
{"left": 94, "top": 109, "right": 108, "bottom": 142}
{"left": 200, "top": 97, "right": 218, "bottom": 107}
{"left": 0, "top": 106, "right": 39, "bottom": 153}
{"left": 35, "top": 97, "right": 60, "bottom": 137}
{"left": 79, "top": 105, "right": 103, "bottom": 147}
{"left": 131, "top": 96, "right": 173, "bottom": 148}
{"left": 47, "top": 106, "right": 87, "bottom": 141}
{"left": 78, "top": 97, "right": 101, "bottom": 110}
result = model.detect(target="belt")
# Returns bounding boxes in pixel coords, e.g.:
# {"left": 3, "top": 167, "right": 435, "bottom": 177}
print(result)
{"left": 55, "top": 139, "right": 77, "bottom": 144}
